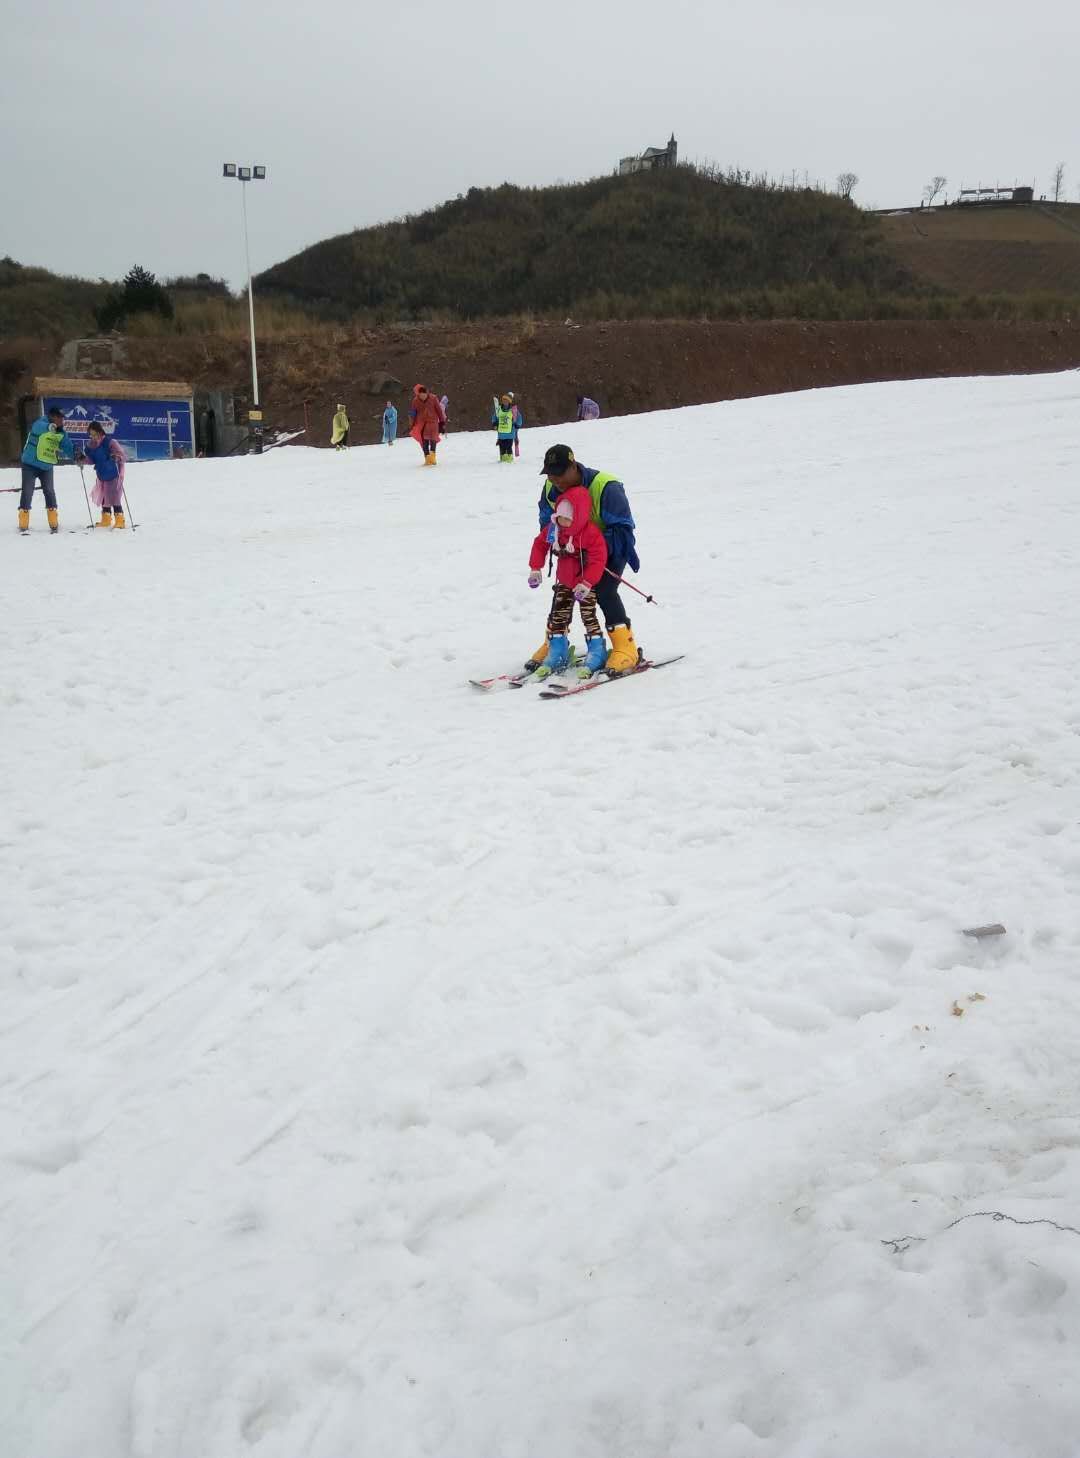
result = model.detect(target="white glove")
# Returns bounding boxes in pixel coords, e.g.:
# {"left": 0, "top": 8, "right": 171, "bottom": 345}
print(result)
{"left": 572, "top": 581, "right": 592, "bottom": 602}
{"left": 528, "top": 571, "right": 543, "bottom": 589}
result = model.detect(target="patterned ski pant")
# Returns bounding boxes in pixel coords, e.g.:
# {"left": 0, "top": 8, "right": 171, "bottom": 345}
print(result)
{"left": 548, "top": 583, "right": 601, "bottom": 639}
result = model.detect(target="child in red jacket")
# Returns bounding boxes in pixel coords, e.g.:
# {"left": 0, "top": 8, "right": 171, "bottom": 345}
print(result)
{"left": 527, "top": 484, "right": 609, "bottom": 677}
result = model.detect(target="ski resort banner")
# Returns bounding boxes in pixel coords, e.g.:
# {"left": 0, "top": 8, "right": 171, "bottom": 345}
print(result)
{"left": 34, "top": 377, "right": 196, "bottom": 462}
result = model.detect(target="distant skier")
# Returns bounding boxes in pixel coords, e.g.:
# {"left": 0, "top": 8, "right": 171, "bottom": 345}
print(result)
{"left": 439, "top": 394, "right": 450, "bottom": 432}
{"left": 331, "top": 403, "right": 350, "bottom": 450}
{"left": 509, "top": 392, "right": 524, "bottom": 457}
{"left": 527, "top": 444, "right": 640, "bottom": 674}
{"left": 18, "top": 405, "right": 72, "bottom": 534}
{"left": 381, "top": 400, "right": 398, "bottom": 445}
{"left": 576, "top": 395, "right": 600, "bottom": 422}
{"left": 526, "top": 479, "right": 608, "bottom": 679}
{"left": 409, "top": 384, "right": 445, "bottom": 465}
{"left": 83, "top": 421, "right": 127, "bottom": 529}
{"left": 492, "top": 393, "right": 516, "bottom": 462}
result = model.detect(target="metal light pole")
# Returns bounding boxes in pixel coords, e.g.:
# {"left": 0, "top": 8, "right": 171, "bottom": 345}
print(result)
{"left": 223, "top": 162, "right": 267, "bottom": 452}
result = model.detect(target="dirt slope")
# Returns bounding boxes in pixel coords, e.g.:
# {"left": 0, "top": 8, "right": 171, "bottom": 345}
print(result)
{"left": 120, "top": 319, "right": 1080, "bottom": 447}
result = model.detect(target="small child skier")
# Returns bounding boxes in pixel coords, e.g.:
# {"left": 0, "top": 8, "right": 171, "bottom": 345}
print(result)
{"left": 82, "top": 420, "right": 127, "bottom": 528}
{"left": 527, "top": 483, "right": 608, "bottom": 677}
{"left": 509, "top": 393, "right": 524, "bottom": 457}
{"left": 492, "top": 393, "right": 515, "bottom": 462}
{"left": 381, "top": 400, "right": 398, "bottom": 445}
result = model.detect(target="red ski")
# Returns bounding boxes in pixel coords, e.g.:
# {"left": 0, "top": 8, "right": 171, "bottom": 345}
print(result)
{"left": 537, "top": 655, "right": 685, "bottom": 699}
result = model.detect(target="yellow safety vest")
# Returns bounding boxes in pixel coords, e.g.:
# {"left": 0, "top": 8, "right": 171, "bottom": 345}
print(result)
{"left": 545, "top": 471, "right": 616, "bottom": 527}
{"left": 37, "top": 429, "right": 65, "bottom": 466}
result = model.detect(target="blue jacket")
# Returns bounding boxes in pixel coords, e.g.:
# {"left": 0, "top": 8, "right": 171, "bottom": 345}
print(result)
{"left": 383, "top": 406, "right": 398, "bottom": 432}
{"left": 84, "top": 435, "right": 121, "bottom": 481}
{"left": 538, "top": 463, "right": 639, "bottom": 571}
{"left": 21, "top": 418, "right": 72, "bottom": 469}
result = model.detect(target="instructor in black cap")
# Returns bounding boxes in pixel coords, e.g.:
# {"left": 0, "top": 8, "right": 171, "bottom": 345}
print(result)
{"left": 527, "top": 444, "right": 641, "bottom": 674}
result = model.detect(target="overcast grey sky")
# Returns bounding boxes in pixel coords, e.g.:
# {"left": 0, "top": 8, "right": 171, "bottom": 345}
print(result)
{"left": 4, "top": 0, "right": 1078, "bottom": 293}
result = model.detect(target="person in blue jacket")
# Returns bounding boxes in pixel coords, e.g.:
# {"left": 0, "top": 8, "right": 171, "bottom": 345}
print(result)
{"left": 526, "top": 443, "right": 641, "bottom": 674}
{"left": 83, "top": 421, "right": 128, "bottom": 528}
{"left": 381, "top": 400, "right": 398, "bottom": 445}
{"left": 18, "top": 406, "right": 72, "bottom": 534}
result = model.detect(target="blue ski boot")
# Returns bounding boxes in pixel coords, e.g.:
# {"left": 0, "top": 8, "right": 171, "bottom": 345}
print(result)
{"left": 579, "top": 635, "right": 608, "bottom": 678}
{"left": 533, "top": 633, "right": 570, "bottom": 680}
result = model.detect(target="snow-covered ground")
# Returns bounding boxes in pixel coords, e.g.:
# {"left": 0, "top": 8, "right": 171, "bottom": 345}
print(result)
{"left": 3, "top": 373, "right": 1080, "bottom": 1458}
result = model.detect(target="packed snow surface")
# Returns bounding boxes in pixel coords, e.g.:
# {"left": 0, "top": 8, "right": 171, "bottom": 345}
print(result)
{"left": 4, "top": 373, "right": 1080, "bottom": 1458}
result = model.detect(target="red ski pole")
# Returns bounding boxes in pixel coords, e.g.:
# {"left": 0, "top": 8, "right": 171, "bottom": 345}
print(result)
{"left": 604, "top": 567, "right": 659, "bottom": 605}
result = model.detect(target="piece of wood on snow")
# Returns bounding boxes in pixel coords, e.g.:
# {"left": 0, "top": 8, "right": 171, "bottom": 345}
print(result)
{"left": 962, "top": 923, "right": 1007, "bottom": 938}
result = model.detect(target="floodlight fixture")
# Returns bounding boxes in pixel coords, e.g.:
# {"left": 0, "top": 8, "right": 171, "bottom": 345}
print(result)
{"left": 223, "top": 162, "right": 237, "bottom": 177}
{"left": 253, "top": 166, "right": 267, "bottom": 180}
{"left": 238, "top": 166, "right": 252, "bottom": 181}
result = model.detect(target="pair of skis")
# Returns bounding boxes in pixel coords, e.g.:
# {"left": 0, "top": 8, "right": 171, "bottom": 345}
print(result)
{"left": 470, "top": 655, "right": 684, "bottom": 700}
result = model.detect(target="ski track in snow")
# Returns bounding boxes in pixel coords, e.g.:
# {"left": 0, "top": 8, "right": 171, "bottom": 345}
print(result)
{"left": 3, "top": 372, "right": 1080, "bottom": 1457}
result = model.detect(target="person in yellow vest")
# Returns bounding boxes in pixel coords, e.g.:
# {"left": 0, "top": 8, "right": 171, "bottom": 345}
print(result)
{"left": 526, "top": 444, "right": 642, "bottom": 674}
{"left": 330, "top": 403, "right": 350, "bottom": 450}
{"left": 491, "top": 393, "right": 515, "bottom": 462}
{"left": 18, "top": 406, "right": 72, "bottom": 534}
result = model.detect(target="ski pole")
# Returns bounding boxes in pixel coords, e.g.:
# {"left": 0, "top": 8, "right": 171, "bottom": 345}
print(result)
{"left": 121, "top": 480, "right": 138, "bottom": 530}
{"left": 77, "top": 465, "right": 94, "bottom": 525}
{"left": 604, "top": 567, "right": 659, "bottom": 605}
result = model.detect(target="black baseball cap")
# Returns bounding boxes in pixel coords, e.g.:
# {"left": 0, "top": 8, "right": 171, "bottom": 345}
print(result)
{"left": 540, "top": 444, "right": 575, "bottom": 476}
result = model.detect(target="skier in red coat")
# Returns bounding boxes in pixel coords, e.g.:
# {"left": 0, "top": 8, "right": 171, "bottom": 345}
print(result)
{"left": 526, "top": 483, "right": 608, "bottom": 678}
{"left": 408, "top": 384, "right": 445, "bottom": 465}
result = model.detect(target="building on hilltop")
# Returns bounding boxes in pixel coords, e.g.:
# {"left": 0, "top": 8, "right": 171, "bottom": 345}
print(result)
{"left": 618, "top": 134, "right": 678, "bottom": 176}
{"left": 956, "top": 184, "right": 1034, "bottom": 206}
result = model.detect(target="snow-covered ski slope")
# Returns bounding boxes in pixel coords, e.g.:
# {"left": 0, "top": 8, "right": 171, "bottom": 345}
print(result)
{"left": 4, "top": 372, "right": 1080, "bottom": 1458}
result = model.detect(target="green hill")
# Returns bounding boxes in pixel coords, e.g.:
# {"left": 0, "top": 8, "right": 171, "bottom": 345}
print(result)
{"left": 0, "top": 257, "right": 110, "bottom": 340}
{"left": 255, "top": 166, "right": 916, "bottom": 321}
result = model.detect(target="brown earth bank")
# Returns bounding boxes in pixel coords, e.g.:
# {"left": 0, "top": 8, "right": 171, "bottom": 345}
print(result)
{"left": 127, "top": 320, "right": 1080, "bottom": 446}
{"left": 8, "top": 319, "right": 1080, "bottom": 458}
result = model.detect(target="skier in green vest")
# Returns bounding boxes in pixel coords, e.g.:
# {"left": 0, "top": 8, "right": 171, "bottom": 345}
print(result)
{"left": 491, "top": 393, "right": 515, "bottom": 462}
{"left": 18, "top": 406, "right": 73, "bottom": 534}
{"left": 526, "top": 444, "right": 642, "bottom": 674}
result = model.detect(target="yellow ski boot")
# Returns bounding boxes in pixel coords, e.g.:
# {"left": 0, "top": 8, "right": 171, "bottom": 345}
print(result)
{"left": 96, "top": 508, "right": 113, "bottom": 528}
{"left": 524, "top": 638, "right": 550, "bottom": 672}
{"left": 113, "top": 511, "right": 126, "bottom": 529}
{"left": 18, "top": 508, "right": 30, "bottom": 533}
{"left": 604, "top": 622, "right": 640, "bottom": 674}
{"left": 47, "top": 507, "right": 59, "bottom": 534}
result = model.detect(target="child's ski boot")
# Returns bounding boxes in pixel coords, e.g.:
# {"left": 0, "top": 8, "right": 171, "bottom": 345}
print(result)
{"left": 533, "top": 634, "right": 571, "bottom": 680}
{"left": 579, "top": 635, "right": 608, "bottom": 678}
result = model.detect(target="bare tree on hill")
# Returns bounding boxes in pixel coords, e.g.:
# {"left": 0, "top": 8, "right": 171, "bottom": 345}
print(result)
{"left": 1051, "top": 162, "right": 1065, "bottom": 202}
{"left": 923, "top": 176, "right": 947, "bottom": 207}
{"left": 836, "top": 172, "right": 858, "bottom": 199}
